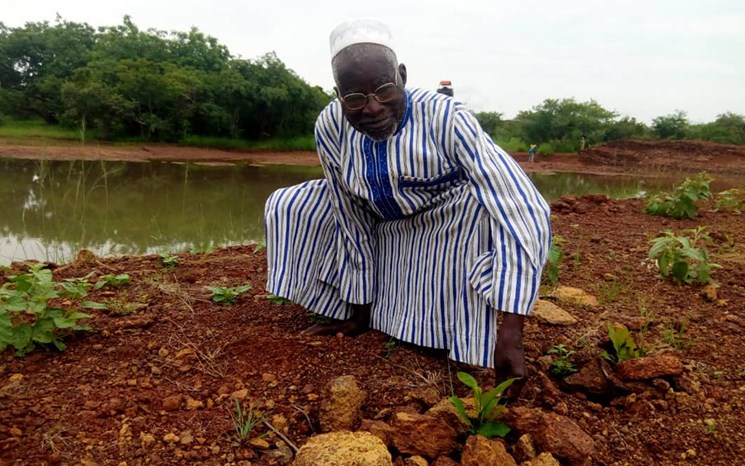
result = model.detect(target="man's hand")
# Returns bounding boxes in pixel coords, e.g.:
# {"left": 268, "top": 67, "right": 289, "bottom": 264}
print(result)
{"left": 300, "top": 303, "right": 371, "bottom": 337}
{"left": 493, "top": 313, "right": 526, "bottom": 402}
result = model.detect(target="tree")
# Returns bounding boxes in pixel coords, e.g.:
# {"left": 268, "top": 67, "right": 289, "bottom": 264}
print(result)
{"left": 691, "top": 112, "right": 745, "bottom": 145}
{"left": 474, "top": 112, "right": 503, "bottom": 137}
{"left": 652, "top": 110, "right": 690, "bottom": 140}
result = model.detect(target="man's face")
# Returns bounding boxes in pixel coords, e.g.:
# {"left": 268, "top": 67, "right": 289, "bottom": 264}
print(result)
{"left": 334, "top": 45, "right": 407, "bottom": 141}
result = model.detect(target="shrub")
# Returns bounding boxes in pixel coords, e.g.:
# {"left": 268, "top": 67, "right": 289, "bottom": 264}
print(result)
{"left": 0, "top": 264, "right": 96, "bottom": 356}
{"left": 648, "top": 227, "right": 720, "bottom": 284}
{"left": 713, "top": 188, "right": 744, "bottom": 214}
{"left": 547, "top": 344, "right": 578, "bottom": 376}
{"left": 645, "top": 173, "right": 711, "bottom": 219}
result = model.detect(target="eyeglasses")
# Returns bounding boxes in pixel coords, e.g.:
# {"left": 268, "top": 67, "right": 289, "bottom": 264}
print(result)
{"left": 339, "top": 82, "right": 400, "bottom": 111}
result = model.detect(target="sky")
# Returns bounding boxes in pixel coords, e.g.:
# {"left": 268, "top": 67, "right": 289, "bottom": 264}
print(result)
{"left": 4, "top": 0, "right": 745, "bottom": 124}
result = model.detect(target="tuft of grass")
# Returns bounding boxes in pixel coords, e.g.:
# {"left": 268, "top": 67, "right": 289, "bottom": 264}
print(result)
{"left": 230, "top": 400, "right": 266, "bottom": 442}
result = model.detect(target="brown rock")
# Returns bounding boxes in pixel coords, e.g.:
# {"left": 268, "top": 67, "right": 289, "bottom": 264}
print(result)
{"left": 514, "top": 434, "right": 537, "bottom": 463}
{"left": 389, "top": 412, "right": 458, "bottom": 459}
{"left": 360, "top": 419, "right": 396, "bottom": 444}
{"left": 521, "top": 452, "right": 561, "bottom": 466}
{"left": 505, "top": 407, "right": 594, "bottom": 466}
{"left": 319, "top": 375, "right": 366, "bottom": 432}
{"left": 293, "top": 431, "right": 392, "bottom": 466}
{"left": 405, "top": 385, "right": 442, "bottom": 408}
{"left": 531, "top": 300, "right": 578, "bottom": 326}
{"left": 460, "top": 435, "right": 517, "bottom": 466}
{"left": 615, "top": 354, "right": 684, "bottom": 380}
{"left": 404, "top": 456, "right": 429, "bottom": 466}
{"left": 564, "top": 359, "right": 614, "bottom": 397}
{"left": 425, "top": 398, "right": 472, "bottom": 436}
{"left": 553, "top": 287, "right": 598, "bottom": 308}
{"left": 162, "top": 395, "right": 182, "bottom": 411}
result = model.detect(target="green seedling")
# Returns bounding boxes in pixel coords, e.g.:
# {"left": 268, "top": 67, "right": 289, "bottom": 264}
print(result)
{"left": 547, "top": 344, "right": 578, "bottom": 376}
{"left": 713, "top": 188, "right": 744, "bottom": 214}
{"left": 648, "top": 227, "right": 720, "bottom": 284}
{"left": 0, "top": 264, "right": 94, "bottom": 356}
{"left": 645, "top": 173, "right": 711, "bottom": 219}
{"left": 206, "top": 284, "right": 252, "bottom": 305}
{"left": 160, "top": 253, "right": 179, "bottom": 269}
{"left": 253, "top": 239, "right": 266, "bottom": 254}
{"left": 662, "top": 322, "right": 690, "bottom": 350}
{"left": 94, "top": 273, "right": 131, "bottom": 289}
{"left": 601, "top": 322, "right": 645, "bottom": 364}
{"left": 266, "top": 294, "right": 292, "bottom": 305}
{"left": 230, "top": 400, "right": 265, "bottom": 442}
{"left": 542, "top": 236, "right": 565, "bottom": 287}
{"left": 449, "top": 371, "right": 516, "bottom": 439}
{"left": 382, "top": 338, "right": 398, "bottom": 359}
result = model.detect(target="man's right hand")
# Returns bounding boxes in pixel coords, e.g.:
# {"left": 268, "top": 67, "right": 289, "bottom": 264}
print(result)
{"left": 300, "top": 303, "right": 371, "bottom": 337}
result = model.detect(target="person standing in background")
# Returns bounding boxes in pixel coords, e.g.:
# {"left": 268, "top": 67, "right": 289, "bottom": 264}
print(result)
{"left": 528, "top": 144, "right": 538, "bottom": 162}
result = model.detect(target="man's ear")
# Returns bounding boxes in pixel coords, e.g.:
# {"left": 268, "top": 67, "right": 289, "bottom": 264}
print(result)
{"left": 398, "top": 63, "right": 407, "bottom": 87}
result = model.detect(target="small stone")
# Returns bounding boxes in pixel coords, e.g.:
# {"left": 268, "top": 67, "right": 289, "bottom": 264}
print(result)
{"left": 231, "top": 389, "right": 249, "bottom": 401}
{"left": 10, "top": 374, "right": 23, "bottom": 383}
{"left": 249, "top": 438, "right": 271, "bottom": 449}
{"left": 186, "top": 397, "right": 204, "bottom": 410}
{"left": 158, "top": 347, "right": 169, "bottom": 357}
{"left": 127, "top": 379, "right": 138, "bottom": 386}
{"left": 10, "top": 427, "right": 23, "bottom": 437}
{"left": 404, "top": 456, "right": 428, "bottom": 466}
{"left": 180, "top": 432, "right": 194, "bottom": 445}
{"left": 162, "top": 395, "right": 182, "bottom": 411}
{"left": 307, "top": 393, "right": 319, "bottom": 401}
{"left": 553, "top": 286, "right": 599, "bottom": 308}
{"left": 262, "top": 373, "right": 278, "bottom": 382}
{"left": 531, "top": 300, "right": 578, "bottom": 326}
{"left": 163, "top": 433, "right": 180, "bottom": 443}
{"left": 140, "top": 433, "right": 155, "bottom": 446}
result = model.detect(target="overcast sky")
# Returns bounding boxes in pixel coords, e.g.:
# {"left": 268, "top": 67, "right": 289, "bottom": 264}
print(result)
{"left": 4, "top": 0, "right": 744, "bottom": 123}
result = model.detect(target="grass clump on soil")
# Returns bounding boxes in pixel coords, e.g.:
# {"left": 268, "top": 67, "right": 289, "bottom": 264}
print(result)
{"left": 449, "top": 372, "right": 515, "bottom": 439}
{"left": 713, "top": 188, "right": 745, "bottom": 213}
{"left": 648, "top": 226, "right": 720, "bottom": 284}
{"left": 230, "top": 400, "right": 266, "bottom": 443}
{"left": 160, "top": 253, "right": 180, "bottom": 269}
{"left": 0, "top": 264, "right": 99, "bottom": 356}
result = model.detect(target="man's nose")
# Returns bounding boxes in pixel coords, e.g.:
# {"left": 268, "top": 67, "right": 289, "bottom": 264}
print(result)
{"left": 362, "top": 96, "right": 385, "bottom": 115}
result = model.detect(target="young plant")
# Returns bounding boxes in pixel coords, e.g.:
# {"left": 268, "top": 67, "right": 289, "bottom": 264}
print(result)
{"left": 266, "top": 294, "right": 292, "bottom": 305}
{"left": 253, "top": 239, "right": 266, "bottom": 254}
{"left": 662, "top": 321, "right": 691, "bottom": 350}
{"left": 648, "top": 227, "right": 720, "bottom": 284}
{"left": 601, "top": 322, "right": 645, "bottom": 364}
{"left": 547, "top": 344, "right": 578, "bottom": 376}
{"left": 160, "top": 253, "right": 179, "bottom": 269}
{"left": 206, "top": 284, "right": 252, "bottom": 305}
{"left": 542, "top": 236, "right": 565, "bottom": 287}
{"left": 713, "top": 188, "right": 744, "bottom": 214}
{"left": 449, "top": 371, "right": 516, "bottom": 439}
{"left": 94, "top": 273, "right": 131, "bottom": 290}
{"left": 230, "top": 400, "right": 265, "bottom": 442}
{"left": 645, "top": 173, "right": 711, "bottom": 219}
{"left": 0, "top": 264, "right": 94, "bottom": 356}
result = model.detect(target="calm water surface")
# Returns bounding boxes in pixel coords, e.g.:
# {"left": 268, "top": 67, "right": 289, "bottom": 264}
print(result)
{"left": 1, "top": 158, "right": 741, "bottom": 265}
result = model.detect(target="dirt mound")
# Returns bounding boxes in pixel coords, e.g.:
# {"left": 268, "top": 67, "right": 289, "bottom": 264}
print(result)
{"left": 579, "top": 139, "right": 745, "bottom": 174}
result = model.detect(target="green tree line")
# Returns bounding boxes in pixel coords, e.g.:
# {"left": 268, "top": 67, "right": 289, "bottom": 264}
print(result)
{"left": 476, "top": 100, "right": 745, "bottom": 153}
{"left": 0, "top": 16, "right": 332, "bottom": 142}
{"left": 1, "top": 17, "right": 743, "bottom": 150}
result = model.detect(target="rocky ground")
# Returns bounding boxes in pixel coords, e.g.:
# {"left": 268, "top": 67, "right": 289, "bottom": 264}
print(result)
{"left": 1, "top": 139, "right": 744, "bottom": 465}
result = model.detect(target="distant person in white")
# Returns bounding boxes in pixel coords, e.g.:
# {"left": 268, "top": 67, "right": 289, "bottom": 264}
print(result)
{"left": 265, "top": 18, "right": 551, "bottom": 397}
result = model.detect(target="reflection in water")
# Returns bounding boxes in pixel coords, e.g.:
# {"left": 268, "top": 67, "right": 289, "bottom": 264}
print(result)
{"left": 0, "top": 159, "right": 323, "bottom": 265}
{"left": 1, "top": 158, "right": 742, "bottom": 265}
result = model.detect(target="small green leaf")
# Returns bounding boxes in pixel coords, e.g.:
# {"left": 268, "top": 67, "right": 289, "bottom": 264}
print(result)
{"left": 457, "top": 371, "right": 479, "bottom": 389}
{"left": 81, "top": 301, "right": 108, "bottom": 310}
{"left": 476, "top": 421, "right": 511, "bottom": 438}
{"left": 448, "top": 396, "right": 472, "bottom": 426}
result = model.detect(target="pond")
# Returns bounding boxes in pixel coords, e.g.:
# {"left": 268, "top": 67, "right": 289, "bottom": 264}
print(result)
{"left": 0, "top": 158, "right": 740, "bottom": 265}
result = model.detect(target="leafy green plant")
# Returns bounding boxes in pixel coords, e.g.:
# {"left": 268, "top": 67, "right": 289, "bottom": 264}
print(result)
{"left": 266, "top": 294, "right": 292, "bottom": 305}
{"left": 94, "top": 273, "right": 131, "bottom": 289}
{"left": 547, "top": 344, "right": 578, "bottom": 376}
{"left": 206, "top": 284, "right": 252, "bottom": 305}
{"left": 601, "top": 322, "right": 645, "bottom": 364}
{"left": 0, "top": 264, "right": 95, "bottom": 356}
{"left": 230, "top": 400, "right": 265, "bottom": 442}
{"left": 449, "top": 372, "right": 516, "bottom": 439}
{"left": 542, "top": 236, "right": 565, "bottom": 287}
{"left": 160, "top": 253, "right": 179, "bottom": 269}
{"left": 648, "top": 227, "right": 720, "bottom": 284}
{"left": 645, "top": 173, "right": 711, "bottom": 219}
{"left": 382, "top": 338, "right": 398, "bottom": 359}
{"left": 713, "top": 188, "right": 744, "bottom": 214}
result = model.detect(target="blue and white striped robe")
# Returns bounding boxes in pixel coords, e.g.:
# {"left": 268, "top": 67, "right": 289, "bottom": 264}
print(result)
{"left": 266, "top": 88, "right": 551, "bottom": 367}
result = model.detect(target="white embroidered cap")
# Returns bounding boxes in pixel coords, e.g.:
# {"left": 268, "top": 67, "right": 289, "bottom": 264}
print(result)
{"left": 329, "top": 18, "right": 395, "bottom": 59}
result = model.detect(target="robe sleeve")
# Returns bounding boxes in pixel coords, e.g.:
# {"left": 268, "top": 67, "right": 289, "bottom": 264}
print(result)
{"left": 315, "top": 105, "right": 377, "bottom": 305}
{"left": 451, "top": 106, "right": 552, "bottom": 315}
